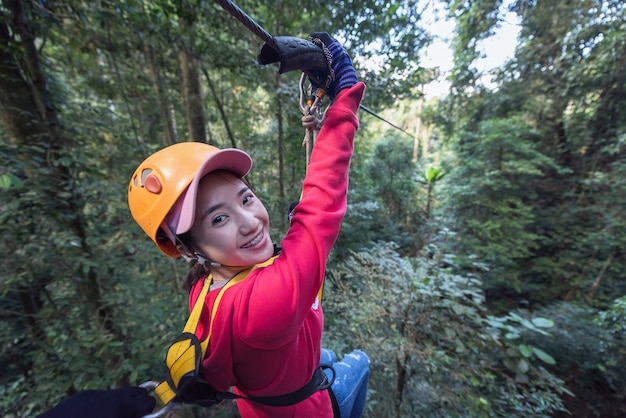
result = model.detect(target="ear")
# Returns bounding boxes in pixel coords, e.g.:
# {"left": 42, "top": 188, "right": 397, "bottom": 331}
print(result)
{"left": 176, "top": 244, "right": 195, "bottom": 261}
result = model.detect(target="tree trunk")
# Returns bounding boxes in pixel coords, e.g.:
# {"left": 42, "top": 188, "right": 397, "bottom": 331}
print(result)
{"left": 0, "top": 0, "right": 117, "bottom": 336}
{"left": 0, "top": 0, "right": 63, "bottom": 146}
{"left": 145, "top": 43, "right": 177, "bottom": 146}
{"left": 412, "top": 98, "right": 423, "bottom": 162}
{"left": 202, "top": 67, "right": 237, "bottom": 148}
{"left": 180, "top": 49, "right": 207, "bottom": 142}
{"left": 587, "top": 253, "right": 614, "bottom": 300}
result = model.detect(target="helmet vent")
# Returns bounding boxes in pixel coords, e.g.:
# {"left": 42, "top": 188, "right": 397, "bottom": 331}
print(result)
{"left": 143, "top": 170, "right": 162, "bottom": 194}
{"left": 140, "top": 168, "right": 152, "bottom": 185}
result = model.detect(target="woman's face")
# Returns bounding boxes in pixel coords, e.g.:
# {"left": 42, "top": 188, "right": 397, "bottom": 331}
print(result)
{"left": 189, "top": 171, "right": 274, "bottom": 277}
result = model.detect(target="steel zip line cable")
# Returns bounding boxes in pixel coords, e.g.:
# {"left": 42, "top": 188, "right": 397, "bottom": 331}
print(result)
{"left": 213, "top": 0, "right": 413, "bottom": 139}
{"left": 213, "top": 0, "right": 277, "bottom": 50}
{"left": 359, "top": 105, "right": 414, "bottom": 138}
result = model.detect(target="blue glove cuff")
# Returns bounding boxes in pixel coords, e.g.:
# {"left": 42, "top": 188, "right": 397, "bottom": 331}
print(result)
{"left": 326, "top": 41, "right": 358, "bottom": 97}
{"left": 310, "top": 33, "right": 358, "bottom": 97}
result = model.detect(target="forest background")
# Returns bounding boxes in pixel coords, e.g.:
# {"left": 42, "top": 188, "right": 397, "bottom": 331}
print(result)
{"left": 1, "top": 0, "right": 624, "bottom": 417}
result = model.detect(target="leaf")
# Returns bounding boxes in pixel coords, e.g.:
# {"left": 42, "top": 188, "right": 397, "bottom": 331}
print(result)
{"left": 425, "top": 166, "right": 443, "bottom": 183}
{"left": 506, "top": 347, "right": 520, "bottom": 357}
{"left": 518, "top": 344, "right": 533, "bottom": 358}
{"left": 0, "top": 174, "right": 11, "bottom": 189}
{"left": 503, "top": 358, "right": 516, "bottom": 372}
{"left": 486, "top": 319, "right": 505, "bottom": 328}
{"left": 531, "top": 317, "right": 554, "bottom": 328}
{"left": 532, "top": 347, "right": 556, "bottom": 365}
{"left": 515, "top": 372, "right": 530, "bottom": 383}
{"left": 444, "top": 327, "right": 456, "bottom": 339}
{"left": 455, "top": 338, "right": 466, "bottom": 352}
{"left": 520, "top": 317, "right": 538, "bottom": 330}
{"left": 0, "top": 173, "right": 23, "bottom": 189}
{"left": 517, "top": 358, "right": 530, "bottom": 374}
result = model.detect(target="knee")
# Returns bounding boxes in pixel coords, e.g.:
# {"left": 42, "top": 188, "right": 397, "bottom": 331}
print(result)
{"left": 320, "top": 348, "right": 337, "bottom": 364}
{"left": 337, "top": 350, "right": 370, "bottom": 380}
{"left": 345, "top": 350, "right": 370, "bottom": 367}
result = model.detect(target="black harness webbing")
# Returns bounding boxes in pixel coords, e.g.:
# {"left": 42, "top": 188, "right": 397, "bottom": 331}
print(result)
{"left": 233, "top": 364, "right": 334, "bottom": 406}
{"left": 154, "top": 256, "right": 334, "bottom": 410}
{"left": 174, "top": 363, "right": 335, "bottom": 408}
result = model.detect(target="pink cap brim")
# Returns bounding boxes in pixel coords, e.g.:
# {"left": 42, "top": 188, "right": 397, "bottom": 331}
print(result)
{"left": 166, "top": 148, "right": 252, "bottom": 237}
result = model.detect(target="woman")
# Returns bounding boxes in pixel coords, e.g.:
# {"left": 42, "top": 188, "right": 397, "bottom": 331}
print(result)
{"left": 128, "top": 32, "right": 369, "bottom": 417}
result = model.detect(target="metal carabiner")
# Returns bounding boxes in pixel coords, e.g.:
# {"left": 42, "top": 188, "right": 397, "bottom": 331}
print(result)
{"left": 139, "top": 381, "right": 183, "bottom": 418}
{"left": 299, "top": 74, "right": 326, "bottom": 118}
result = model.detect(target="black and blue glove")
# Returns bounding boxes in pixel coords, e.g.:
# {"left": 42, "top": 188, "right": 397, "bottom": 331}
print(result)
{"left": 37, "top": 386, "right": 156, "bottom": 418}
{"left": 309, "top": 32, "right": 358, "bottom": 98}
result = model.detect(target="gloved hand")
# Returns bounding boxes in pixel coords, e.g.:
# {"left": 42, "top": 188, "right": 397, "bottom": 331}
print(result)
{"left": 309, "top": 32, "right": 358, "bottom": 98}
{"left": 37, "top": 386, "right": 156, "bottom": 418}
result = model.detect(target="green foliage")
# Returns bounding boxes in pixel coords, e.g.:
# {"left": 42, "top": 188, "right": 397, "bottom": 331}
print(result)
{"left": 522, "top": 301, "right": 626, "bottom": 417}
{"left": 446, "top": 0, "right": 502, "bottom": 90}
{"left": 323, "top": 242, "right": 569, "bottom": 417}
{"left": 367, "top": 137, "right": 418, "bottom": 218}
{"left": 0, "top": 128, "right": 190, "bottom": 415}
{"left": 486, "top": 313, "right": 557, "bottom": 383}
{"left": 438, "top": 0, "right": 626, "bottom": 307}
{"left": 440, "top": 115, "right": 554, "bottom": 291}
{"left": 346, "top": 137, "right": 429, "bottom": 254}
{"left": 435, "top": 0, "right": 626, "bottom": 394}
{"left": 1, "top": 0, "right": 625, "bottom": 416}
{"left": 422, "top": 166, "right": 444, "bottom": 185}
{"left": 594, "top": 297, "right": 626, "bottom": 387}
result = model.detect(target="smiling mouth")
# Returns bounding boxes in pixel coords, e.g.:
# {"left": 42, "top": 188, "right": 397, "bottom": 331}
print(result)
{"left": 242, "top": 231, "right": 264, "bottom": 249}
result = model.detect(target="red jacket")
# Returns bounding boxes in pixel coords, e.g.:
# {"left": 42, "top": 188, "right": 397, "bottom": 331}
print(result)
{"left": 189, "top": 82, "right": 366, "bottom": 417}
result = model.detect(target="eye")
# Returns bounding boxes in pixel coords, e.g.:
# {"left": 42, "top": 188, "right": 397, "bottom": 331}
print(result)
{"left": 243, "top": 193, "right": 255, "bottom": 205}
{"left": 212, "top": 215, "right": 226, "bottom": 225}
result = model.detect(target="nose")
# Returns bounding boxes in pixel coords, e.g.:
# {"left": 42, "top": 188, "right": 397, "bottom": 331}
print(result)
{"left": 237, "top": 208, "right": 259, "bottom": 235}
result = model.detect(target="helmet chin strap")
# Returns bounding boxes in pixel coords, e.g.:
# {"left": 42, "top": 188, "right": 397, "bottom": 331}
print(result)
{"left": 192, "top": 252, "right": 224, "bottom": 269}
{"left": 194, "top": 253, "right": 209, "bottom": 268}
{"left": 174, "top": 240, "right": 219, "bottom": 269}
{"left": 189, "top": 247, "right": 261, "bottom": 286}
{"left": 174, "top": 237, "right": 250, "bottom": 271}
{"left": 201, "top": 256, "right": 222, "bottom": 267}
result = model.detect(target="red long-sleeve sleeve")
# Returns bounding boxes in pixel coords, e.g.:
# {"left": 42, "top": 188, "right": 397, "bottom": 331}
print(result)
{"left": 189, "top": 82, "right": 365, "bottom": 418}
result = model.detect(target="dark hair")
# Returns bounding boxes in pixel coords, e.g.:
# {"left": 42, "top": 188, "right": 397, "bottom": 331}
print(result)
{"left": 177, "top": 232, "right": 207, "bottom": 291}
{"left": 182, "top": 260, "right": 206, "bottom": 291}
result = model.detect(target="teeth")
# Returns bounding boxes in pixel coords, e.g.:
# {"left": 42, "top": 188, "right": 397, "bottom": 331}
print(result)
{"left": 243, "top": 232, "right": 263, "bottom": 248}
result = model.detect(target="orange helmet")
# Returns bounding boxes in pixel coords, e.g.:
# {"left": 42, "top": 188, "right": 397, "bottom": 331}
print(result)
{"left": 128, "top": 142, "right": 252, "bottom": 258}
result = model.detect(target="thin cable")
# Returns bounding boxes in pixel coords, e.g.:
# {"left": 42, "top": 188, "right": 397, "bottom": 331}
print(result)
{"left": 213, "top": 0, "right": 277, "bottom": 50}
{"left": 359, "top": 104, "right": 414, "bottom": 138}
{"left": 213, "top": 0, "right": 411, "bottom": 141}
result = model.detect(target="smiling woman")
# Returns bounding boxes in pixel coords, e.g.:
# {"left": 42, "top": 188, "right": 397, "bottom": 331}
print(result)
{"left": 125, "top": 32, "right": 371, "bottom": 418}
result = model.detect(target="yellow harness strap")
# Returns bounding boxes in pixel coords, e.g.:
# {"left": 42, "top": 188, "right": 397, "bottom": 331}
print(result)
{"left": 154, "top": 257, "right": 280, "bottom": 406}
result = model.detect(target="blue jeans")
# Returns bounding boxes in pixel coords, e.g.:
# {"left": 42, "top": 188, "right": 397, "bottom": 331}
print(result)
{"left": 320, "top": 348, "right": 370, "bottom": 418}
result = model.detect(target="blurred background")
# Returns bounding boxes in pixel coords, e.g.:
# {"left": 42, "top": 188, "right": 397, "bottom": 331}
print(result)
{"left": 1, "top": 0, "right": 624, "bottom": 416}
